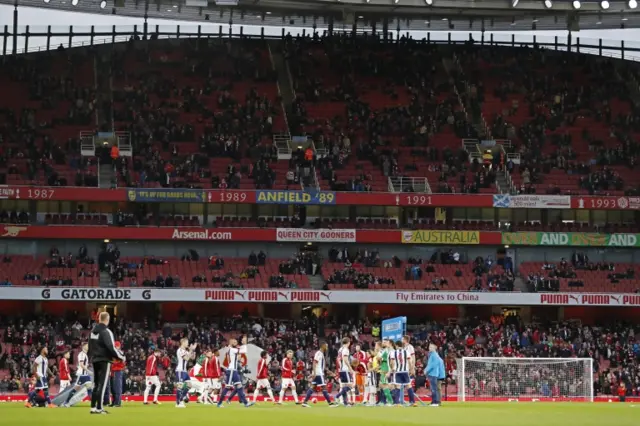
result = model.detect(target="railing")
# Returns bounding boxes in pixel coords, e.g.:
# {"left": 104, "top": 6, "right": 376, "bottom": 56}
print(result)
{"left": 451, "top": 52, "right": 493, "bottom": 140}
{"left": 116, "top": 132, "right": 132, "bottom": 157}
{"left": 507, "top": 153, "right": 521, "bottom": 165}
{"left": 495, "top": 139, "right": 512, "bottom": 148}
{"left": 273, "top": 133, "right": 292, "bottom": 160}
{"left": 4, "top": 26, "right": 640, "bottom": 65}
{"left": 388, "top": 176, "right": 431, "bottom": 194}
{"left": 79, "top": 131, "right": 96, "bottom": 157}
{"left": 267, "top": 42, "right": 292, "bottom": 136}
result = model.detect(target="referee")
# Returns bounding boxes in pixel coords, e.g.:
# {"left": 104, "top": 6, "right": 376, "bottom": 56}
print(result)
{"left": 89, "top": 312, "right": 125, "bottom": 414}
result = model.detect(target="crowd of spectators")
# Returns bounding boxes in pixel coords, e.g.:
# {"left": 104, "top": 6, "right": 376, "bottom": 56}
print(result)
{"left": 0, "top": 50, "right": 100, "bottom": 187}
{"left": 278, "top": 251, "right": 322, "bottom": 276}
{"left": 109, "top": 38, "right": 280, "bottom": 190}
{"left": 527, "top": 254, "right": 636, "bottom": 293}
{"left": 1, "top": 312, "right": 638, "bottom": 398}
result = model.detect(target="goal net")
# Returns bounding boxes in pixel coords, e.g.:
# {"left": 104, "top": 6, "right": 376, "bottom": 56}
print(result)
{"left": 459, "top": 357, "right": 594, "bottom": 402}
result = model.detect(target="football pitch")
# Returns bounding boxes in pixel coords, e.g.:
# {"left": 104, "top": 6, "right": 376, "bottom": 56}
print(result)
{"left": 0, "top": 402, "right": 638, "bottom": 426}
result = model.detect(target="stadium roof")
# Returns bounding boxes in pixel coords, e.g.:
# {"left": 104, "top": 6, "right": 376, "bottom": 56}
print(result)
{"left": 3, "top": 0, "right": 640, "bottom": 32}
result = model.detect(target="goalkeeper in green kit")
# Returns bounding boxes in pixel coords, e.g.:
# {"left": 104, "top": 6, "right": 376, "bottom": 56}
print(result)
{"left": 376, "top": 340, "right": 394, "bottom": 406}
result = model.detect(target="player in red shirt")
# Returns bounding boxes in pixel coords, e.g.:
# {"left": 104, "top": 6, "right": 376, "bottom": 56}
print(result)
{"left": 277, "top": 350, "right": 299, "bottom": 404}
{"left": 253, "top": 351, "right": 275, "bottom": 403}
{"left": 59, "top": 351, "right": 71, "bottom": 392}
{"left": 203, "top": 348, "right": 222, "bottom": 403}
{"left": 144, "top": 349, "right": 163, "bottom": 405}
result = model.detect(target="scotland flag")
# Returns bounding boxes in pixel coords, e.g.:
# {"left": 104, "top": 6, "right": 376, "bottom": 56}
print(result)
{"left": 493, "top": 194, "right": 511, "bottom": 208}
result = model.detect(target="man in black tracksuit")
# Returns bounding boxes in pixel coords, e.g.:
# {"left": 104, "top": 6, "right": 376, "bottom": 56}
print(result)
{"left": 88, "top": 312, "right": 125, "bottom": 414}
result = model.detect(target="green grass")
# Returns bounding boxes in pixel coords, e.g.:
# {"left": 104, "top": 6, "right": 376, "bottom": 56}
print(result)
{"left": 0, "top": 402, "right": 638, "bottom": 426}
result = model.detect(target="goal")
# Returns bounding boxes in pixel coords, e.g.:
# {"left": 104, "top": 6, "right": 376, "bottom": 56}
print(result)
{"left": 458, "top": 357, "right": 594, "bottom": 402}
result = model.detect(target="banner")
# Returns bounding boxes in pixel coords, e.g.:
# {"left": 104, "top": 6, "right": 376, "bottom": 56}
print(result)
{"left": 381, "top": 316, "right": 407, "bottom": 341}
{"left": 128, "top": 189, "right": 205, "bottom": 203}
{"left": 0, "top": 225, "right": 401, "bottom": 243}
{"left": 1, "top": 185, "right": 639, "bottom": 210}
{"left": 502, "top": 232, "right": 640, "bottom": 247}
{"left": 402, "top": 230, "right": 480, "bottom": 244}
{"left": 276, "top": 228, "right": 356, "bottom": 243}
{"left": 2, "top": 287, "right": 640, "bottom": 306}
{"left": 493, "top": 194, "right": 571, "bottom": 209}
{"left": 256, "top": 190, "right": 336, "bottom": 205}
{"left": 572, "top": 196, "right": 640, "bottom": 210}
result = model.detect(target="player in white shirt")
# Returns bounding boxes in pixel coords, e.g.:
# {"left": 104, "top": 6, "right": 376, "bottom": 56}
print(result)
{"left": 301, "top": 342, "right": 336, "bottom": 407}
{"left": 175, "top": 338, "right": 197, "bottom": 408}
{"left": 334, "top": 337, "right": 355, "bottom": 406}
{"left": 62, "top": 343, "right": 92, "bottom": 407}
{"left": 33, "top": 347, "right": 53, "bottom": 406}
{"left": 216, "top": 335, "right": 254, "bottom": 408}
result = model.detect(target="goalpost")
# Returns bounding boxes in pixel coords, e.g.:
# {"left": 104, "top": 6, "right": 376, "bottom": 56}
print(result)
{"left": 459, "top": 357, "right": 594, "bottom": 402}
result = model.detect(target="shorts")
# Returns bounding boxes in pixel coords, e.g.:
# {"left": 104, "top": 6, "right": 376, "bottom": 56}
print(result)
{"left": 176, "top": 371, "right": 190, "bottom": 383}
{"left": 59, "top": 380, "right": 71, "bottom": 391}
{"left": 395, "top": 372, "right": 410, "bottom": 386}
{"left": 36, "top": 378, "right": 48, "bottom": 390}
{"left": 189, "top": 380, "right": 206, "bottom": 393}
{"left": 338, "top": 372, "right": 353, "bottom": 385}
{"left": 310, "top": 375, "right": 326, "bottom": 387}
{"left": 256, "top": 379, "right": 271, "bottom": 389}
{"left": 281, "top": 378, "right": 295, "bottom": 389}
{"left": 76, "top": 375, "right": 92, "bottom": 386}
{"left": 225, "top": 370, "right": 242, "bottom": 386}
{"left": 145, "top": 376, "right": 161, "bottom": 387}
{"left": 356, "top": 374, "right": 366, "bottom": 389}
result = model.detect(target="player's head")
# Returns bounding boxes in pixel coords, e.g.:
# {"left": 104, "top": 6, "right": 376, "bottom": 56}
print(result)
{"left": 402, "top": 335, "right": 411, "bottom": 346}
{"left": 374, "top": 341, "right": 382, "bottom": 351}
{"left": 355, "top": 344, "right": 361, "bottom": 352}
{"left": 260, "top": 351, "right": 268, "bottom": 359}
{"left": 229, "top": 338, "right": 238, "bottom": 347}
{"left": 154, "top": 348, "right": 162, "bottom": 356}
{"left": 286, "top": 350, "right": 294, "bottom": 359}
{"left": 213, "top": 348, "right": 220, "bottom": 356}
{"left": 341, "top": 337, "right": 350, "bottom": 347}
{"left": 387, "top": 340, "right": 395, "bottom": 349}
{"left": 63, "top": 350, "right": 70, "bottom": 359}
{"left": 180, "top": 338, "right": 189, "bottom": 349}
{"left": 429, "top": 343, "right": 437, "bottom": 352}
{"left": 395, "top": 340, "right": 402, "bottom": 349}
{"left": 29, "top": 376, "right": 36, "bottom": 385}
{"left": 99, "top": 311, "right": 110, "bottom": 326}
{"left": 320, "top": 341, "right": 328, "bottom": 353}
{"left": 82, "top": 343, "right": 88, "bottom": 353}
{"left": 205, "top": 348, "right": 213, "bottom": 358}
{"left": 40, "top": 346, "right": 48, "bottom": 357}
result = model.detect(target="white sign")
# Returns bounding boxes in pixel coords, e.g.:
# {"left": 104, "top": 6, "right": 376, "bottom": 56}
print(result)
{"left": 495, "top": 195, "right": 571, "bottom": 209}
{"left": 275, "top": 228, "right": 356, "bottom": 243}
{"left": 2, "top": 287, "right": 640, "bottom": 307}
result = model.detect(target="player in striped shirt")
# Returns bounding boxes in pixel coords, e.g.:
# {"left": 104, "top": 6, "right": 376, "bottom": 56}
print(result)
{"left": 402, "top": 335, "right": 417, "bottom": 406}
{"left": 301, "top": 342, "right": 335, "bottom": 407}
{"left": 364, "top": 349, "right": 378, "bottom": 405}
{"left": 175, "top": 338, "right": 197, "bottom": 408}
{"left": 33, "top": 347, "right": 53, "bottom": 407}
{"left": 278, "top": 350, "right": 299, "bottom": 404}
{"left": 61, "top": 343, "right": 92, "bottom": 407}
{"left": 217, "top": 336, "right": 254, "bottom": 408}
{"left": 334, "top": 337, "right": 355, "bottom": 406}
{"left": 59, "top": 351, "right": 71, "bottom": 392}
{"left": 143, "top": 349, "right": 162, "bottom": 405}
{"left": 389, "top": 340, "right": 415, "bottom": 405}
